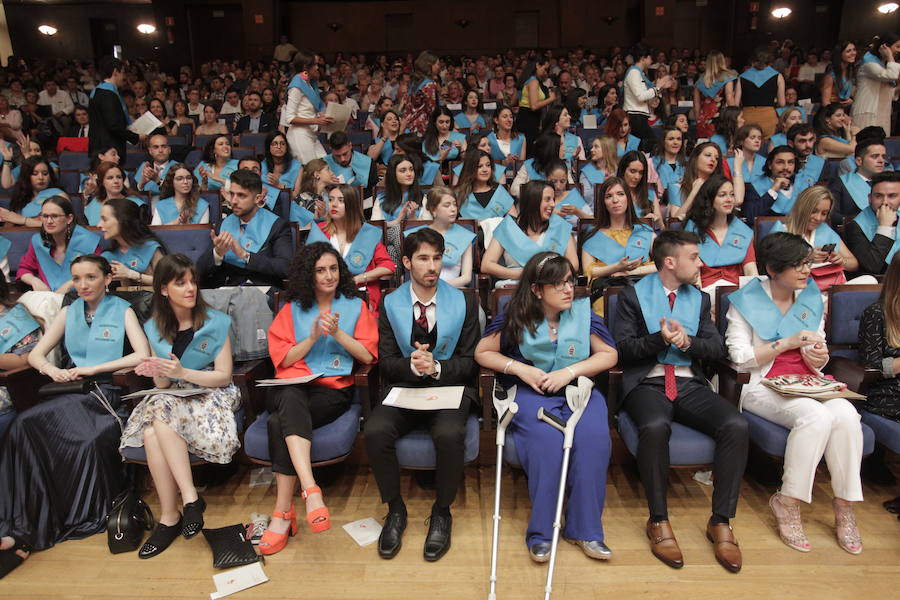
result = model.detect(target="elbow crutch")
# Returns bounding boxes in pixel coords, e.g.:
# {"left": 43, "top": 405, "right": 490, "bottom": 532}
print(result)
{"left": 536, "top": 376, "right": 594, "bottom": 600}
{"left": 487, "top": 380, "right": 518, "bottom": 600}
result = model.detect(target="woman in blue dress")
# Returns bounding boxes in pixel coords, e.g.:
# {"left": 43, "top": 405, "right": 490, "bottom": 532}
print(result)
{"left": 99, "top": 198, "right": 166, "bottom": 287}
{"left": 151, "top": 164, "right": 209, "bottom": 225}
{"left": 0, "top": 156, "right": 67, "bottom": 227}
{"left": 194, "top": 134, "right": 239, "bottom": 192}
{"left": 261, "top": 131, "right": 302, "bottom": 197}
{"left": 475, "top": 251, "right": 617, "bottom": 562}
{"left": 0, "top": 255, "right": 149, "bottom": 551}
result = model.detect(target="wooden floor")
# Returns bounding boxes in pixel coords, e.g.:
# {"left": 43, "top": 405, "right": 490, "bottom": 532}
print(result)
{"left": 4, "top": 455, "right": 900, "bottom": 599}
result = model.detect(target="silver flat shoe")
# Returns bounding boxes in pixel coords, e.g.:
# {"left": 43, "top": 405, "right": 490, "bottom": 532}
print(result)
{"left": 566, "top": 538, "right": 613, "bottom": 560}
{"left": 528, "top": 542, "right": 551, "bottom": 563}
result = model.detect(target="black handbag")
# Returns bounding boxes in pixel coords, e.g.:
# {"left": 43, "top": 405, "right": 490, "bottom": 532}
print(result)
{"left": 202, "top": 524, "right": 263, "bottom": 569}
{"left": 106, "top": 489, "right": 155, "bottom": 554}
{"left": 37, "top": 379, "right": 93, "bottom": 397}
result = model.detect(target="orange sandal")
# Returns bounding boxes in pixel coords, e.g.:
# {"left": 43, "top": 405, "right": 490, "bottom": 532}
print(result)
{"left": 302, "top": 486, "right": 331, "bottom": 533}
{"left": 258, "top": 504, "right": 297, "bottom": 556}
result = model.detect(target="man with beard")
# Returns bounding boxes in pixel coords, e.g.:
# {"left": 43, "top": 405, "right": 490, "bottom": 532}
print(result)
{"left": 830, "top": 139, "right": 887, "bottom": 227}
{"left": 742, "top": 145, "right": 807, "bottom": 221}
{"left": 786, "top": 124, "right": 824, "bottom": 188}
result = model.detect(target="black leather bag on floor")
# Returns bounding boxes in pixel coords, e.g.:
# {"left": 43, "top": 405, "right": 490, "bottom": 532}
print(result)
{"left": 106, "top": 489, "right": 155, "bottom": 554}
{"left": 202, "top": 524, "right": 263, "bottom": 569}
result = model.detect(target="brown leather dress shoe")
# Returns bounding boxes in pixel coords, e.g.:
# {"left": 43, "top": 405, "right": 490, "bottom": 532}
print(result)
{"left": 706, "top": 520, "right": 742, "bottom": 573}
{"left": 646, "top": 519, "right": 683, "bottom": 569}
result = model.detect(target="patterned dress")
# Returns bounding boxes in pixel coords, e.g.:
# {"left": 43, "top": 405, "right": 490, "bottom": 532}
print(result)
{"left": 0, "top": 305, "right": 41, "bottom": 414}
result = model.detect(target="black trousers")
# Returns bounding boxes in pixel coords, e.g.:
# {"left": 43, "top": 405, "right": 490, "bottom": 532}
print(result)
{"left": 265, "top": 385, "right": 353, "bottom": 476}
{"left": 626, "top": 112, "right": 657, "bottom": 153}
{"left": 623, "top": 377, "right": 749, "bottom": 519}
{"left": 365, "top": 392, "right": 472, "bottom": 508}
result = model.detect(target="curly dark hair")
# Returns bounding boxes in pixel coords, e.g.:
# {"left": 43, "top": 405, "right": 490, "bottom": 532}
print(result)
{"left": 286, "top": 242, "right": 362, "bottom": 310}
{"left": 684, "top": 174, "right": 734, "bottom": 241}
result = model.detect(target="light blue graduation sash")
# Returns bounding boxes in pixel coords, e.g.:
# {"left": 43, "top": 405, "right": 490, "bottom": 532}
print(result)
{"left": 288, "top": 74, "right": 326, "bottom": 111}
{"left": 520, "top": 296, "right": 591, "bottom": 372}
{"left": 0, "top": 304, "right": 40, "bottom": 355}
{"left": 220, "top": 207, "right": 279, "bottom": 267}
{"left": 262, "top": 159, "right": 302, "bottom": 190}
{"left": 839, "top": 171, "right": 871, "bottom": 212}
{"left": 562, "top": 132, "right": 581, "bottom": 165}
{"left": 852, "top": 206, "right": 900, "bottom": 263}
{"left": 423, "top": 131, "right": 466, "bottom": 162}
{"left": 261, "top": 184, "right": 281, "bottom": 213}
{"left": 290, "top": 295, "right": 362, "bottom": 376}
{"left": 91, "top": 81, "right": 131, "bottom": 124}
{"left": 618, "top": 135, "right": 641, "bottom": 157}
{"left": 631, "top": 188, "right": 656, "bottom": 218}
{"left": 727, "top": 154, "right": 768, "bottom": 195}
{"left": 454, "top": 112, "right": 486, "bottom": 130}
{"left": 798, "top": 154, "right": 824, "bottom": 185}
{"left": 836, "top": 75, "right": 853, "bottom": 99}
{"left": 289, "top": 201, "right": 315, "bottom": 226}
{"left": 193, "top": 159, "right": 239, "bottom": 192}
{"left": 729, "top": 277, "right": 824, "bottom": 341}
{"left": 102, "top": 240, "right": 161, "bottom": 273}
{"left": 822, "top": 134, "right": 849, "bottom": 144}
{"left": 383, "top": 280, "right": 465, "bottom": 360}
{"left": 155, "top": 196, "right": 209, "bottom": 224}
{"left": 634, "top": 273, "right": 701, "bottom": 366}
{"left": 710, "top": 133, "right": 728, "bottom": 156}
{"left": 21, "top": 187, "right": 67, "bottom": 219}
{"left": 139, "top": 160, "right": 175, "bottom": 195}
{"left": 32, "top": 225, "right": 100, "bottom": 290}
{"left": 770, "top": 219, "right": 841, "bottom": 249}
{"left": 492, "top": 214, "right": 572, "bottom": 267}
{"left": 627, "top": 65, "right": 655, "bottom": 91}
{"left": 0, "top": 236, "right": 9, "bottom": 262}
{"left": 65, "top": 295, "right": 130, "bottom": 367}
{"left": 582, "top": 224, "right": 653, "bottom": 264}
{"left": 144, "top": 309, "right": 231, "bottom": 370}
{"left": 374, "top": 190, "right": 409, "bottom": 222}
{"left": 487, "top": 131, "right": 525, "bottom": 161}
{"left": 404, "top": 223, "right": 475, "bottom": 267}
{"left": 421, "top": 160, "right": 441, "bottom": 185}
{"left": 307, "top": 222, "right": 381, "bottom": 275}
{"left": 695, "top": 76, "right": 735, "bottom": 98}
{"left": 653, "top": 157, "right": 685, "bottom": 192}
{"left": 461, "top": 185, "right": 514, "bottom": 219}
{"left": 740, "top": 66, "right": 779, "bottom": 89}
{"left": 863, "top": 52, "right": 897, "bottom": 86}
{"left": 323, "top": 152, "right": 372, "bottom": 188}
{"left": 378, "top": 138, "right": 394, "bottom": 164}
{"left": 557, "top": 188, "right": 587, "bottom": 209}
{"left": 523, "top": 158, "right": 544, "bottom": 181}
{"left": 770, "top": 179, "right": 811, "bottom": 215}
{"left": 684, "top": 218, "right": 753, "bottom": 266}
{"left": 769, "top": 133, "right": 787, "bottom": 148}
{"left": 580, "top": 162, "right": 608, "bottom": 188}
{"left": 413, "top": 78, "right": 435, "bottom": 95}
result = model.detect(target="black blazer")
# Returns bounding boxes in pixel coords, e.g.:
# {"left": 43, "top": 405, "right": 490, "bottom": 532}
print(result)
{"left": 611, "top": 285, "right": 726, "bottom": 398}
{"left": 844, "top": 218, "right": 892, "bottom": 276}
{"left": 233, "top": 113, "right": 278, "bottom": 136}
{"left": 376, "top": 290, "right": 480, "bottom": 405}
{"left": 826, "top": 176, "right": 865, "bottom": 228}
{"left": 88, "top": 87, "right": 139, "bottom": 159}
{"left": 197, "top": 214, "right": 293, "bottom": 288}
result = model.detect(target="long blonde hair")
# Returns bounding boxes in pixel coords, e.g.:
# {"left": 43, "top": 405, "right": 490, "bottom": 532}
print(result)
{"left": 882, "top": 253, "right": 900, "bottom": 347}
{"left": 591, "top": 136, "right": 619, "bottom": 176}
{"left": 785, "top": 186, "right": 833, "bottom": 237}
{"left": 703, "top": 50, "right": 737, "bottom": 88}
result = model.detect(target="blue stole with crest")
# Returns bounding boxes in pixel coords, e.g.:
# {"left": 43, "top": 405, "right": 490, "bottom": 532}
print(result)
{"left": 729, "top": 277, "right": 824, "bottom": 341}
{"left": 798, "top": 154, "right": 825, "bottom": 185}
{"left": 219, "top": 207, "right": 278, "bottom": 267}
{"left": 583, "top": 224, "right": 653, "bottom": 265}
{"left": 520, "top": 297, "right": 591, "bottom": 372}
{"left": 0, "top": 304, "right": 40, "bottom": 355}
{"left": 307, "top": 222, "right": 381, "bottom": 275}
{"left": 65, "top": 295, "right": 130, "bottom": 367}
{"left": 461, "top": 185, "right": 514, "bottom": 220}
{"left": 288, "top": 74, "right": 325, "bottom": 111}
{"left": 139, "top": 160, "right": 175, "bottom": 195}
{"left": 423, "top": 131, "right": 466, "bottom": 162}
{"left": 323, "top": 152, "right": 372, "bottom": 188}
{"left": 863, "top": 52, "right": 897, "bottom": 86}
{"left": 384, "top": 280, "right": 465, "bottom": 360}
{"left": 91, "top": 81, "right": 131, "bottom": 124}
{"left": 262, "top": 159, "right": 302, "bottom": 190}
{"left": 685, "top": 218, "right": 753, "bottom": 267}
{"left": 155, "top": 196, "right": 209, "bottom": 224}
{"left": 487, "top": 131, "right": 525, "bottom": 161}
{"left": 290, "top": 295, "right": 362, "bottom": 376}
{"left": 144, "top": 309, "right": 231, "bottom": 370}
{"left": 853, "top": 206, "right": 900, "bottom": 263}
{"left": 404, "top": 223, "right": 475, "bottom": 267}
{"left": 635, "top": 273, "right": 701, "bottom": 366}
{"left": 21, "top": 188, "right": 67, "bottom": 218}
{"left": 654, "top": 157, "right": 685, "bottom": 192}
{"left": 32, "top": 225, "right": 100, "bottom": 290}
{"left": 492, "top": 214, "right": 572, "bottom": 267}
{"left": 102, "top": 240, "right": 161, "bottom": 273}
{"left": 839, "top": 170, "right": 872, "bottom": 212}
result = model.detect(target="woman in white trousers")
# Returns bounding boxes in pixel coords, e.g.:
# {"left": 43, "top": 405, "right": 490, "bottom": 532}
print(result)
{"left": 281, "top": 50, "right": 331, "bottom": 164}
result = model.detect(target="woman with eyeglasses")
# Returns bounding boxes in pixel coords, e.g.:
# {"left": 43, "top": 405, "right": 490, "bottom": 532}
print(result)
{"left": 475, "top": 251, "right": 617, "bottom": 563}
{"left": 16, "top": 195, "right": 101, "bottom": 293}
{"left": 152, "top": 164, "right": 209, "bottom": 225}
{"left": 725, "top": 232, "right": 864, "bottom": 555}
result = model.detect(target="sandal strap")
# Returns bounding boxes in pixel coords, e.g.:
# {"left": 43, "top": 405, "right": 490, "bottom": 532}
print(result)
{"left": 301, "top": 485, "right": 322, "bottom": 499}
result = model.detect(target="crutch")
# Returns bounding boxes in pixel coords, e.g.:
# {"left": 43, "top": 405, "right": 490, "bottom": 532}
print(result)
{"left": 536, "top": 376, "right": 594, "bottom": 600}
{"left": 488, "top": 380, "right": 518, "bottom": 600}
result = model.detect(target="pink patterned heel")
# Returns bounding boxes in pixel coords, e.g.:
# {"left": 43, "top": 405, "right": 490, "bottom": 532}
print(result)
{"left": 833, "top": 499, "right": 862, "bottom": 555}
{"left": 768, "top": 493, "right": 811, "bottom": 552}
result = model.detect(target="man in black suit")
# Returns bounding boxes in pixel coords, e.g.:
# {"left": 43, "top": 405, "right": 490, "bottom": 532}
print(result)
{"left": 232, "top": 90, "right": 277, "bottom": 137}
{"left": 366, "top": 228, "right": 480, "bottom": 562}
{"left": 612, "top": 230, "right": 748, "bottom": 573}
{"left": 197, "top": 169, "right": 292, "bottom": 290}
{"left": 88, "top": 56, "right": 143, "bottom": 159}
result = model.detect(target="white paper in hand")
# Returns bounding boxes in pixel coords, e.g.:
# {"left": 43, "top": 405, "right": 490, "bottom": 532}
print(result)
{"left": 343, "top": 517, "right": 382, "bottom": 546}
{"left": 128, "top": 111, "right": 164, "bottom": 136}
{"left": 210, "top": 562, "right": 268, "bottom": 599}
{"left": 256, "top": 373, "right": 323, "bottom": 387}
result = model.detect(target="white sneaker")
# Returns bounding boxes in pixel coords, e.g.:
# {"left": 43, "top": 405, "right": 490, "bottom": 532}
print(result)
{"left": 246, "top": 512, "right": 270, "bottom": 545}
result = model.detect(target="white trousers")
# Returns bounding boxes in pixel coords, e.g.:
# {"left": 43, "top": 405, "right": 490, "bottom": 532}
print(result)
{"left": 286, "top": 125, "right": 326, "bottom": 164}
{"left": 741, "top": 385, "right": 864, "bottom": 503}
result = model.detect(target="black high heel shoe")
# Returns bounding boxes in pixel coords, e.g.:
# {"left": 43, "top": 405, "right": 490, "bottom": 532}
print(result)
{"left": 0, "top": 536, "right": 33, "bottom": 579}
{"left": 182, "top": 496, "right": 206, "bottom": 539}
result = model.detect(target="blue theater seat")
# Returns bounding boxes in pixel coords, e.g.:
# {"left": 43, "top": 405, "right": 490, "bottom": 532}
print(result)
{"left": 396, "top": 414, "right": 480, "bottom": 469}
{"left": 244, "top": 404, "right": 363, "bottom": 465}
{"left": 860, "top": 411, "right": 900, "bottom": 454}
{"left": 153, "top": 224, "right": 214, "bottom": 264}
{"left": 618, "top": 411, "right": 716, "bottom": 465}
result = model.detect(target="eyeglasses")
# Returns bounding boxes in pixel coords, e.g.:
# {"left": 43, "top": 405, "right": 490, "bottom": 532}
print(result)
{"left": 40, "top": 213, "right": 66, "bottom": 221}
{"left": 549, "top": 278, "right": 575, "bottom": 292}
{"left": 793, "top": 259, "right": 815, "bottom": 272}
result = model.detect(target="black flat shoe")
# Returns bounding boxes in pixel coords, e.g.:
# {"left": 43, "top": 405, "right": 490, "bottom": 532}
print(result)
{"left": 377, "top": 511, "right": 407, "bottom": 559}
{"left": 182, "top": 496, "right": 206, "bottom": 539}
{"left": 884, "top": 496, "right": 900, "bottom": 514}
{"left": 0, "top": 536, "right": 33, "bottom": 579}
{"left": 423, "top": 513, "right": 452, "bottom": 562}
{"left": 139, "top": 516, "right": 183, "bottom": 559}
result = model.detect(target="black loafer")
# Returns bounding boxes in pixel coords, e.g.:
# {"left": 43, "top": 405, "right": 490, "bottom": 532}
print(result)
{"left": 139, "top": 516, "right": 183, "bottom": 559}
{"left": 378, "top": 511, "right": 407, "bottom": 559}
{"left": 423, "top": 513, "right": 452, "bottom": 562}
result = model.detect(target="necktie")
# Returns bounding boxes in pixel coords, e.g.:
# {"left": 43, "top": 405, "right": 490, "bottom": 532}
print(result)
{"left": 79, "top": 126, "right": 85, "bottom": 137}
{"left": 664, "top": 291, "right": 678, "bottom": 402}
{"left": 415, "top": 301, "right": 429, "bottom": 332}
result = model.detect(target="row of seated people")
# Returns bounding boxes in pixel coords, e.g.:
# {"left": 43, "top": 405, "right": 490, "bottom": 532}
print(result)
{"left": 2, "top": 224, "right": 897, "bottom": 581}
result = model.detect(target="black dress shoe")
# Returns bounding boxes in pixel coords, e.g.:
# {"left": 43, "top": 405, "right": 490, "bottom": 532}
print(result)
{"left": 378, "top": 511, "right": 407, "bottom": 559}
{"left": 423, "top": 513, "right": 452, "bottom": 562}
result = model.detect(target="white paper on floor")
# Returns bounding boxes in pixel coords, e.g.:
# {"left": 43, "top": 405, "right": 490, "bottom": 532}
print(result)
{"left": 249, "top": 467, "right": 274, "bottom": 487}
{"left": 693, "top": 470, "right": 713, "bottom": 486}
{"left": 209, "top": 562, "right": 268, "bottom": 599}
{"left": 343, "top": 517, "right": 383, "bottom": 546}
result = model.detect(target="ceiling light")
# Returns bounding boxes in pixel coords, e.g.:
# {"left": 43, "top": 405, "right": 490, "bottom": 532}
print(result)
{"left": 878, "top": 3, "right": 899, "bottom": 14}
{"left": 38, "top": 25, "right": 58, "bottom": 36}
{"left": 771, "top": 7, "right": 792, "bottom": 18}
{"left": 136, "top": 23, "right": 157, "bottom": 34}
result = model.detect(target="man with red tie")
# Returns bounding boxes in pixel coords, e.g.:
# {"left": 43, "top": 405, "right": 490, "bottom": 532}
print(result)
{"left": 611, "top": 230, "right": 748, "bottom": 573}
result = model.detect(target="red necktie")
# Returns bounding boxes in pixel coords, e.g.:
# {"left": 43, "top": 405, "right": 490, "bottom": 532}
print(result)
{"left": 664, "top": 292, "right": 678, "bottom": 402}
{"left": 415, "top": 301, "right": 429, "bottom": 332}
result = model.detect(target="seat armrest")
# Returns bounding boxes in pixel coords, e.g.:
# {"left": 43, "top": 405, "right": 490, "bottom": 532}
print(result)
{"left": 354, "top": 363, "right": 379, "bottom": 419}
{"left": 716, "top": 361, "right": 749, "bottom": 407}
{"left": 606, "top": 367, "right": 622, "bottom": 417}
{"left": 480, "top": 367, "right": 496, "bottom": 430}
{"left": 232, "top": 359, "right": 272, "bottom": 427}
{"left": 0, "top": 366, "right": 50, "bottom": 412}
{"left": 824, "top": 356, "right": 880, "bottom": 396}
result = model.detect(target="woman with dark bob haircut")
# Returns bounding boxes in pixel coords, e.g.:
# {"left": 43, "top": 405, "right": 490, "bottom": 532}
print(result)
{"left": 725, "top": 231, "right": 864, "bottom": 555}
{"left": 476, "top": 251, "right": 618, "bottom": 563}
{"left": 257, "top": 242, "right": 378, "bottom": 555}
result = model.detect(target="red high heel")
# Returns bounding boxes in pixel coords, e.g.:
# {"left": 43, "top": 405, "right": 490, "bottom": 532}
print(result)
{"left": 302, "top": 486, "right": 331, "bottom": 533}
{"left": 258, "top": 504, "right": 297, "bottom": 556}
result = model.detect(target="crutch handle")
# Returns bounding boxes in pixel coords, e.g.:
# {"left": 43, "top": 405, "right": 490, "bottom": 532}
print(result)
{"left": 537, "top": 407, "right": 567, "bottom": 433}
{"left": 495, "top": 402, "right": 518, "bottom": 444}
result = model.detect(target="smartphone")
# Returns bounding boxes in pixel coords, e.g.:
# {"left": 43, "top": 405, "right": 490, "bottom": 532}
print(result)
{"left": 820, "top": 243, "right": 836, "bottom": 254}
{"left": 440, "top": 140, "right": 451, "bottom": 149}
